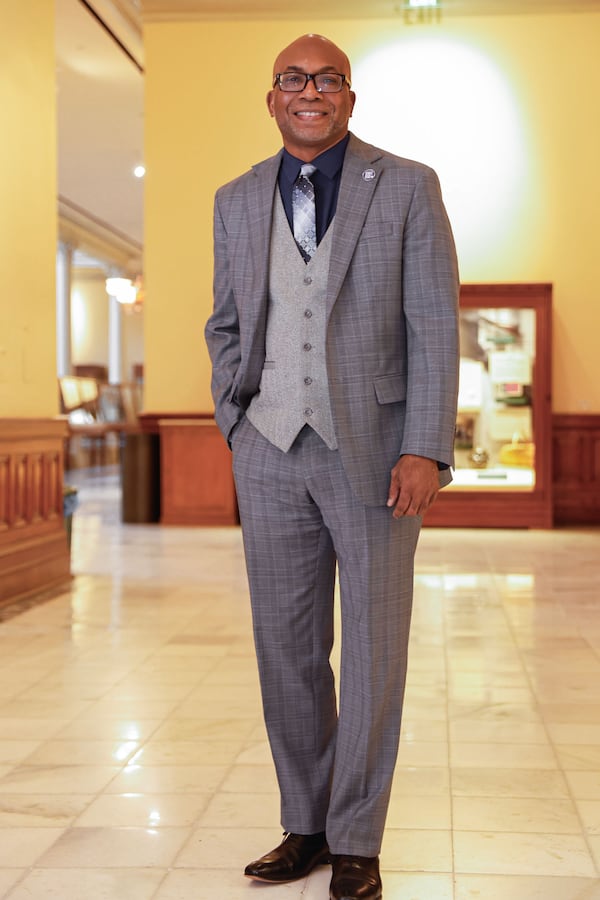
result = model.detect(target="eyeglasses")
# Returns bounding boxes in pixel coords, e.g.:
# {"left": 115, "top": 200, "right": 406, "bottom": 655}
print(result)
{"left": 273, "top": 72, "right": 351, "bottom": 93}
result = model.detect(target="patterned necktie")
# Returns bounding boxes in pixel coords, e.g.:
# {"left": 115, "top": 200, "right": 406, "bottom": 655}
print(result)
{"left": 292, "top": 163, "right": 317, "bottom": 261}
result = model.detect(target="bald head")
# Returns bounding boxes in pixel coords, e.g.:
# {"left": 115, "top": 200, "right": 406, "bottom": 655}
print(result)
{"left": 272, "top": 34, "right": 352, "bottom": 83}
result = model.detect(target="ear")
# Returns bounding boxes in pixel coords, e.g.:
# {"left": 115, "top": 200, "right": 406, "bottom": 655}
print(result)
{"left": 266, "top": 90, "right": 275, "bottom": 118}
{"left": 348, "top": 90, "right": 356, "bottom": 117}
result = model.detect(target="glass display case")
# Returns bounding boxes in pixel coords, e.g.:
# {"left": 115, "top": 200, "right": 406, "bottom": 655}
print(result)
{"left": 425, "top": 283, "right": 552, "bottom": 528}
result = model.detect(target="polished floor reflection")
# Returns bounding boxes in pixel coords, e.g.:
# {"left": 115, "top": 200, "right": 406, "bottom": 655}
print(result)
{"left": 0, "top": 468, "right": 599, "bottom": 899}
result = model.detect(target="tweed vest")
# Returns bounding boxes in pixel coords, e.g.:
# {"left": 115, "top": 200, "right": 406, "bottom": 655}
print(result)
{"left": 246, "top": 193, "right": 337, "bottom": 452}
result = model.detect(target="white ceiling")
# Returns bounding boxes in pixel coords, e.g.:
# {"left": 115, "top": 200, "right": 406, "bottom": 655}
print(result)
{"left": 56, "top": 0, "right": 144, "bottom": 271}
{"left": 55, "top": 0, "right": 600, "bottom": 270}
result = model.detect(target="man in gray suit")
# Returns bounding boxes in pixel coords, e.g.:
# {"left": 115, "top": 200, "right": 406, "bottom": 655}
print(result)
{"left": 205, "top": 33, "right": 459, "bottom": 900}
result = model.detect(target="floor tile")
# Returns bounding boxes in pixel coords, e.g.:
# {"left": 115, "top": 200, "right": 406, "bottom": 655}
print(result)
{"left": 175, "top": 825, "right": 281, "bottom": 868}
{"left": 5, "top": 868, "right": 166, "bottom": 900}
{"left": 197, "top": 792, "right": 281, "bottom": 828}
{"left": 0, "top": 794, "right": 93, "bottom": 827}
{"left": 386, "top": 794, "right": 452, "bottom": 830}
{"left": 449, "top": 742, "right": 557, "bottom": 769}
{"left": 104, "top": 764, "right": 228, "bottom": 795}
{"left": 452, "top": 796, "right": 581, "bottom": 833}
{"left": 396, "top": 741, "right": 449, "bottom": 767}
{"left": 453, "top": 831, "right": 596, "bottom": 877}
{"left": 154, "top": 868, "right": 304, "bottom": 899}
{"left": 1, "top": 470, "right": 599, "bottom": 899}
{"left": 0, "top": 827, "right": 65, "bottom": 867}
{"left": 575, "top": 800, "right": 600, "bottom": 835}
{"left": 454, "top": 874, "right": 600, "bottom": 899}
{"left": 451, "top": 768, "right": 569, "bottom": 799}
{"left": 564, "top": 771, "right": 600, "bottom": 800}
{"left": 0, "top": 741, "right": 43, "bottom": 766}
{"left": 448, "top": 721, "right": 549, "bottom": 744}
{"left": 52, "top": 719, "right": 162, "bottom": 742}
{"left": 0, "top": 720, "right": 66, "bottom": 741}
{"left": 381, "top": 829, "right": 453, "bottom": 872}
{"left": 74, "top": 793, "right": 210, "bottom": 827}
{"left": 218, "top": 764, "right": 279, "bottom": 794}
{"left": 131, "top": 739, "right": 243, "bottom": 766}
{"left": 22, "top": 739, "right": 142, "bottom": 767}
{"left": 379, "top": 872, "right": 454, "bottom": 899}
{"left": 0, "top": 870, "right": 25, "bottom": 897}
{"left": 589, "top": 835, "right": 600, "bottom": 871}
{"left": 390, "top": 767, "right": 451, "bottom": 797}
{"left": 547, "top": 724, "right": 600, "bottom": 745}
{"left": 0, "top": 765, "right": 122, "bottom": 795}
{"left": 555, "top": 745, "right": 600, "bottom": 771}
{"left": 36, "top": 826, "right": 190, "bottom": 868}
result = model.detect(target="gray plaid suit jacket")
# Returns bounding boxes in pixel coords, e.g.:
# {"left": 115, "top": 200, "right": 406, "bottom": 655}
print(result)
{"left": 205, "top": 133, "right": 460, "bottom": 507}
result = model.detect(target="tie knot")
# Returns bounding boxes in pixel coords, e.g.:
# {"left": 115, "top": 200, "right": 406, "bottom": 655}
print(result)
{"left": 299, "top": 163, "right": 317, "bottom": 179}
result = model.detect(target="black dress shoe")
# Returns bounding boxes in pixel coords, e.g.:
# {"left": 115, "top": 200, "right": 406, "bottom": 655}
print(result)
{"left": 330, "top": 854, "right": 382, "bottom": 900}
{"left": 244, "top": 831, "right": 330, "bottom": 883}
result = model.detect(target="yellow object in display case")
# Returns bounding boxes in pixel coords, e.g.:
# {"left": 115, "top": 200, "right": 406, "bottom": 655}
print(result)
{"left": 499, "top": 439, "right": 535, "bottom": 468}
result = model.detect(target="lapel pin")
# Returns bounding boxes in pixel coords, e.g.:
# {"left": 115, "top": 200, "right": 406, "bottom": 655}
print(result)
{"left": 362, "top": 168, "right": 376, "bottom": 182}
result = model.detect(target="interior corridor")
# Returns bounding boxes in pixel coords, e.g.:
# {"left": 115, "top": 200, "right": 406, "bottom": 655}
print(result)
{"left": 0, "top": 469, "right": 599, "bottom": 899}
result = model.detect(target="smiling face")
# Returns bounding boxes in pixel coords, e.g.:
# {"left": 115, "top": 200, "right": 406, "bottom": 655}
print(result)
{"left": 267, "top": 34, "right": 356, "bottom": 161}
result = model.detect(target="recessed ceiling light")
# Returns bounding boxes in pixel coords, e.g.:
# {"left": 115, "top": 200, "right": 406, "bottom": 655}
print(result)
{"left": 133, "top": 165, "right": 146, "bottom": 178}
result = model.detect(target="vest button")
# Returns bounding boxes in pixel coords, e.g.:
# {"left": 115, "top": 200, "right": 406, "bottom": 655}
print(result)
{"left": 303, "top": 276, "right": 313, "bottom": 285}
{"left": 304, "top": 377, "right": 313, "bottom": 385}
{"left": 304, "top": 408, "right": 313, "bottom": 417}
{"left": 304, "top": 309, "right": 313, "bottom": 318}
{"left": 303, "top": 342, "right": 312, "bottom": 351}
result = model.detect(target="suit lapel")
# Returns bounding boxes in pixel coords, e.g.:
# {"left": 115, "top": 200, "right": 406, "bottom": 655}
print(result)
{"left": 241, "top": 153, "right": 280, "bottom": 346}
{"left": 326, "top": 136, "right": 384, "bottom": 317}
{"left": 248, "top": 153, "right": 281, "bottom": 245}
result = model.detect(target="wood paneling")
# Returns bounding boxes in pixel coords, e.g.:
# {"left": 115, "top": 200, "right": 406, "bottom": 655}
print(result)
{"left": 159, "top": 419, "right": 238, "bottom": 525}
{"left": 0, "top": 419, "right": 71, "bottom": 607}
{"left": 553, "top": 414, "right": 600, "bottom": 525}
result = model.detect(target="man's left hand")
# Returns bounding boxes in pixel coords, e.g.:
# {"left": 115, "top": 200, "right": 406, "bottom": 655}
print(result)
{"left": 387, "top": 454, "right": 439, "bottom": 518}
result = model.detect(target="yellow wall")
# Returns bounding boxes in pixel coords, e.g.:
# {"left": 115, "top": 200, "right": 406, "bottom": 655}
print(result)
{"left": 144, "top": 14, "right": 600, "bottom": 415}
{"left": 122, "top": 307, "right": 144, "bottom": 384}
{"left": 0, "top": 1, "right": 58, "bottom": 417}
{"left": 71, "top": 276, "right": 110, "bottom": 370}
{"left": 70, "top": 275, "right": 144, "bottom": 382}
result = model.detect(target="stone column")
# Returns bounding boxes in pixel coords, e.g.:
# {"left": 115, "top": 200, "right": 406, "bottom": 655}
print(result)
{"left": 55, "top": 242, "right": 73, "bottom": 378}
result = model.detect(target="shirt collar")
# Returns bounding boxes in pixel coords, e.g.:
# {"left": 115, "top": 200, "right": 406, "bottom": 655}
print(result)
{"left": 281, "top": 133, "right": 350, "bottom": 182}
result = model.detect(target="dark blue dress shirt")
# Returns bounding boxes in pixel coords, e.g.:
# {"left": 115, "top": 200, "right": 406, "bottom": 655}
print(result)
{"left": 278, "top": 134, "right": 350, "bottom": 244}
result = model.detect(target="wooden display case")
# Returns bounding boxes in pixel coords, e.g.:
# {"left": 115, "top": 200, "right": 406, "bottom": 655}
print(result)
{"left": 425, "top": 283, "right": 553, "bottom": 528}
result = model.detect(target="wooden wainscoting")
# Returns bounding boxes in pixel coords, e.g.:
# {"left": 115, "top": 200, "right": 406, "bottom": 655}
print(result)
{"left": 143, "top": 411, "right": 600, "bottom": 529}
{"left": 159, "top": 418, "right": 238, "bottom": 526}
{"left": 0, "top": 418, "right": 71, "bottom": 608}
{"left": 553, "top": 414, "right": 600, "bottom": 525}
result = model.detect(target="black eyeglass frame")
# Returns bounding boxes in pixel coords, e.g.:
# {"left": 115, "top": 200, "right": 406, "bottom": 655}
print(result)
{"left": 272, "top": 71, "right": 351, "bottom": 93}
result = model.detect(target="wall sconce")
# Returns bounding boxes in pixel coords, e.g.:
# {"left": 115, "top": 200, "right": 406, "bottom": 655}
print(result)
{"left": 106, "top": 277, "right": 137, "bottom": 305}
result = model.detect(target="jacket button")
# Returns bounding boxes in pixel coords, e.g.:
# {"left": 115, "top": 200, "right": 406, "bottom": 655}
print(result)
{"left": 303, "top": 342, "right": 312, "bottom": 351}
{"left": 304, "top": 309, "right": 313, "bottom": 318}
{"left": 304, "top": 276, "right": 313, "bottom": 285}
{"left": 304, "top": 377, "right": 313, "bottom": 385}
{"left": 304, "top": 408, "right": 313, "bottom": 417}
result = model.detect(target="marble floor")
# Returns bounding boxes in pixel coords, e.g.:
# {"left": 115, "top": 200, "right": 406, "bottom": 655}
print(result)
{"left": 1, "top": 468, "right": 600, "bottom": 899}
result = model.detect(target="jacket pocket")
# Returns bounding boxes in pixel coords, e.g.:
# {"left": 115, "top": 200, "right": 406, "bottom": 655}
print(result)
{"left": 373, "top": 373, "right": 407, "bottom": 404}
{"left": 227, "top": 381, "right": 239, "bottom": 404}
{"left": 360, "top": 222, "right": 401, "bottom": 239}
